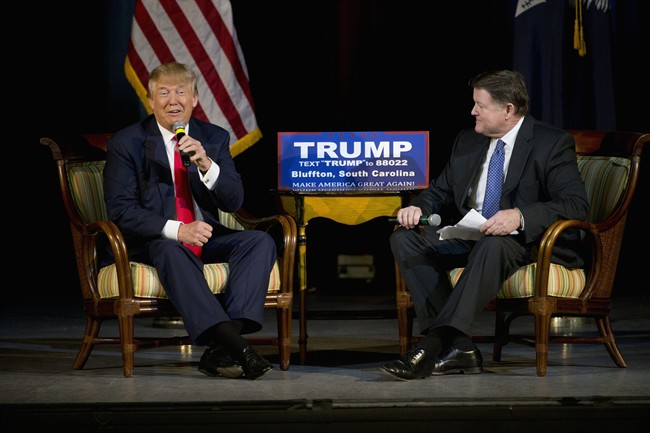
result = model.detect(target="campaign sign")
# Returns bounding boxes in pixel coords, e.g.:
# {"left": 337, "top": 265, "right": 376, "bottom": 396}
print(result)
{"left": 277, "top": 131, "right": 429, "bottom": 192}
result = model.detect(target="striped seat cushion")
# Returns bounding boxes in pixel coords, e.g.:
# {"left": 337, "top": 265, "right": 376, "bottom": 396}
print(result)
{"left": 448, "top": 264, "right": 586, "bottom": 299}
{"left": 97, "top": 261, "right": 281, "bottom": 299}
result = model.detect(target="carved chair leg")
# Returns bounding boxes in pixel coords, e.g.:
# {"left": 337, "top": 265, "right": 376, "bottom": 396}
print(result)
{"left": 277, "top": 308, "right": 291, "bottom": 370}
{"left": 396, "top": 293, "right": 414, "bottom": 355}
{"left": 117, "top": 311, "right": 136, "bottom": 378}
{"left": 73, "top": 316, "right": 101, "bottom": 370}
{"left": 530, "top": 296, "right": 556, "bottom": 377}
{"left": 597, "top": 316, "right": 627, "bottom": 368}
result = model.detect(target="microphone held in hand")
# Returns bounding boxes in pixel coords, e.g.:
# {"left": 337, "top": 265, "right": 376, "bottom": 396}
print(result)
{"left": 173, "top": 121, "right": 191, "bottom": 167}
{"left": 388, "top": 214, "right": 442, "bottom": 227}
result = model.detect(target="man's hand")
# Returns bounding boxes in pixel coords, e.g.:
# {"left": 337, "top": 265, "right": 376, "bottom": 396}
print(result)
{"left": 178, "top": 220, "right": 213, "bottom": 246}
{"left": 177, "top": 135, "right": 212, "bottom": 173}
{"left": 480, "top": 208, "right": 520, "bottom": 236}
{"left": 394, "top": 206, "right": 424, "bottom": 230}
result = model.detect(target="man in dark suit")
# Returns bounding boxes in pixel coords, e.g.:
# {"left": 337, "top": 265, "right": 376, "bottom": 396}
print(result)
{"left": 382, "top": 70, "right": 589, "bottom": 380}
{"left": 103, "top": 62, "right": 274, "bottom": 380}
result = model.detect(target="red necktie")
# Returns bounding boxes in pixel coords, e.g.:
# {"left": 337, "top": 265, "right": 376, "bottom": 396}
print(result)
{"left": 173, "top": 139, "right": 202, "bottom": 257}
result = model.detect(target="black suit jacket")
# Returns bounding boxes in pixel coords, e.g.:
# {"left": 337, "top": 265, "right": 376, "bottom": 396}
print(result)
{"left": 410, "top": 115, "right": 590, "bottom": 268}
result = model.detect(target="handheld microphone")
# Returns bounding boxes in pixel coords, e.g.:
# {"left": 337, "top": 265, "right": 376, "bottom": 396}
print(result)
{"left": 389, "top": 214, "right": 442, "bottom": 226}
{"left": 173, "top": 121, "right": 191, "bottom": 167}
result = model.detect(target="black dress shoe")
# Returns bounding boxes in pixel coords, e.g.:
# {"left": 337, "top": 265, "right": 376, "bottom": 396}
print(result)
{"left": 380, "top": 347, "right": 437, "bottom": 380}
{"left": 431, "top": 345, "right": 483, "bottom": 375}
{"left": 198, "top": 346, "right": 244, "bottom": 378}
{"left": 240, "top": 346, "right": 273, "bottom": 380}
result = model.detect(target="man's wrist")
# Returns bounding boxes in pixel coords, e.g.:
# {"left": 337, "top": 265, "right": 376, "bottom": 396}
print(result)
{"left": 514, "top": 207, "right": 524, "bottom": 230}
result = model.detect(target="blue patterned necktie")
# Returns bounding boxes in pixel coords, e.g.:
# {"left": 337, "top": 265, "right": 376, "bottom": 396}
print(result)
{"left": 482, "top": 139, "right": 505, "bottom": 219}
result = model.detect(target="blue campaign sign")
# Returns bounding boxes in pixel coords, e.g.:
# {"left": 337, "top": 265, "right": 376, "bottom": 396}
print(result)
{"left": 277, "top": 131, "right": 429, "bottom": 192}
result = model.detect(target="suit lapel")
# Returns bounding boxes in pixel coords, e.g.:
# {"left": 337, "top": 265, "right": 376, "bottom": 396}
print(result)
{"left": 143, "top": 118, "right": 177, "bottom": 218}
{"left": 502, "top": 116, "right": 534, "bottom": 195}
{"left": 456, "top": 136, "right": 489, "bottom": 209}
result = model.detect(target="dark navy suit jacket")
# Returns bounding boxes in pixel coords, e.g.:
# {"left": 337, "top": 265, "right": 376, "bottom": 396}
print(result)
{"left": 102, "top": 115, "right": 274, "bottom": 342}
{"left": 103, "top": 114, "right": 243, "bottom": 258}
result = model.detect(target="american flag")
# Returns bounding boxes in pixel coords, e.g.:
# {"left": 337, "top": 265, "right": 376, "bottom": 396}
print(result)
{"left": 125, "top": 0, "right": 261, "bottom": 156}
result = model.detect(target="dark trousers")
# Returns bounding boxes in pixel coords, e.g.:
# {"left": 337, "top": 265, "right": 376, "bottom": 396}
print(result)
{"left": 146, "top": 229, "right": 277, "bottom": 345}
{"left": 390, "top": 225, "right": 526, "bottom": 336}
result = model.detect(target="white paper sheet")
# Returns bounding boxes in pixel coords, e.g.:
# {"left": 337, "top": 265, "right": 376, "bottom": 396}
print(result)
{"left": 436, "top": 209, "right": 518, "bottom": 241}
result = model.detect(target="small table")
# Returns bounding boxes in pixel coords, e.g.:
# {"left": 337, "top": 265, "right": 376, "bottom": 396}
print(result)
{"left": 277, "top": 190, "right": 412, "bottom": 364}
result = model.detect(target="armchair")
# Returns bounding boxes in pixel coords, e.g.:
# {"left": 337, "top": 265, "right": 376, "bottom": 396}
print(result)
{"left": 395, "top": 130, "right": 648, "bottom": 376}
{"left": 40, "top": 134, "right": 296, "bottom": 378}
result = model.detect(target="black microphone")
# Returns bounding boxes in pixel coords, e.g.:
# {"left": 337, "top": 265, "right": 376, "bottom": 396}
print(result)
{"left": 388, "top": 214, "right": 442, "bottom": 226}
{"left": 173, "top": 120, "right": 191, "bottom": 167}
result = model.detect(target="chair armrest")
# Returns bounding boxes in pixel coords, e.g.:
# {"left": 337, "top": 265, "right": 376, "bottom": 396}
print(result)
{"left": 232, "top": 209, "right": 297, "bottom": 295}
{"left": 533, "top": 219, "right": 600, "bottom": 298}
{"left": 233, "top": 208, "right": 285, "bottom": 231}
{"left": 83, "top": 220, "right": 136, "bottom": 299}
